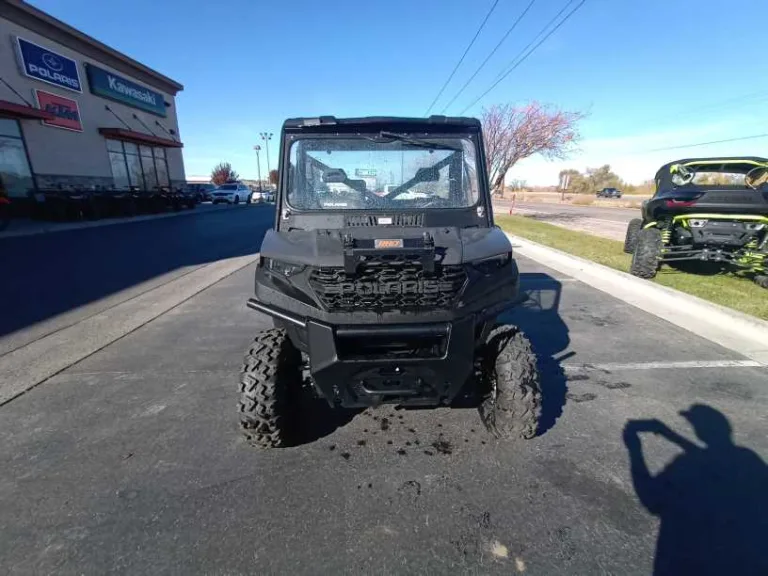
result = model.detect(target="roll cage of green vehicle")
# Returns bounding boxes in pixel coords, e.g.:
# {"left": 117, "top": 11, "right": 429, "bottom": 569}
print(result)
{"left": 623, "top": 157, "right": 768, "bottom": 287}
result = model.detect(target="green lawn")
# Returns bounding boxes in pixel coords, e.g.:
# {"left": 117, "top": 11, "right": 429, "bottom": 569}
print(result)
{"left": 496, "top": 214, "right": 768, "bottom": 320}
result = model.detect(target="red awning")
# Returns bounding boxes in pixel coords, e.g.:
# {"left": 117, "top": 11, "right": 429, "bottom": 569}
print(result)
{"left": 0, "top": 99, "right": 55, "bottom": 121}
{"left": 98, "top": 127, "right": 183, "bottom": 148}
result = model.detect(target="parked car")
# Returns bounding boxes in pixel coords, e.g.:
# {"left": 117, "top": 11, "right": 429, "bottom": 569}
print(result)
{"left": 211, "top": 182, "right": 250, "bottom": 204}
{"left": 249, "top": 188, "right": 275, "bottom": 203}
{"left": 184, "top": 183, "right": 216, "bottom": 202}
{"left": 176, "top": 186, "right": 200, "bottom": 209}
{"left": 596, "top": 187, "right": 622, "bottom": 198}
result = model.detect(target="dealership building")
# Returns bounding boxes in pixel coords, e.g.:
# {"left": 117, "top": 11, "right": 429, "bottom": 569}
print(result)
{"left": 0, "top": 0, "right": 185, "bottom": 198}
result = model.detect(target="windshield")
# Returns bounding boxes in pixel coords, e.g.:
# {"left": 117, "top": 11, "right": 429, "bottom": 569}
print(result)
{"left": 287, "top": 136, "right": 480, "bottom": 210}
{"left": 218, "top": 184, "right": 238, "bottom": 190}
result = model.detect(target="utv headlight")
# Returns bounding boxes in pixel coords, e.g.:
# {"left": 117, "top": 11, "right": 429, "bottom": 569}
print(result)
{"left": 690, "top": 219, "right": 708, "bottom": 228}
{"left": 471, "top": 252, "right": 512, "bottom": 275}
{"left": 264, "top": 258, "right": 306, "bottom": 277}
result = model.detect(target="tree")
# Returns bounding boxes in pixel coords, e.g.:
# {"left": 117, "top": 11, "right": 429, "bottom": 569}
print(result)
{"left": 211, "top": 162, "right": 239, "bottom": 185}
{"left": 269, "top": 169, "right": 279, "bottom": 185}
{"left": 558, "top": 165, "right": 634, "bottom": 195}
{"left": 482, "top": 102, "right": 585, "bottom": 194}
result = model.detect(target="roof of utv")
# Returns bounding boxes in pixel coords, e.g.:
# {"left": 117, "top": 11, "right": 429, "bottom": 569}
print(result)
{"left": 282, "top": 115, "right": 481, "bottom": 130}
{"left": 651, "top": 156, "right": 768, "bottom": 195}
{"left": 655, "top": 156, "right": 768, "bottom": 178}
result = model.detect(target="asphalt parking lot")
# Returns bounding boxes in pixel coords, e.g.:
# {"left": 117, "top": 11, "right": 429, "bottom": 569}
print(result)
{"left": 495, "top": 201, "right": 639, "bottom": 241}
{"left": 1, "top": 209, "right": 767, "bottom": 575}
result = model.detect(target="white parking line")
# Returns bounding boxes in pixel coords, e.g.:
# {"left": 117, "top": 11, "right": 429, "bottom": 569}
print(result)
{"left": 565, "top": 360, "right": 764, "bottom": 373}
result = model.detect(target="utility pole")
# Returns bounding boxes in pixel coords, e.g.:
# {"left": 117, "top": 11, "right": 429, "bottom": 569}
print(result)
{"left": 259, "top": 132, "right": 273, "bottom": 186}
{"left": 253, "top": 145, "right": 262, "bottom": 191}
{"left": 559, "top": 173, "right": 570, "bottom": 201}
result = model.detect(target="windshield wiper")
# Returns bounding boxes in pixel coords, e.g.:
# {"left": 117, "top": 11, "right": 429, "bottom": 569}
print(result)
{"left": 374, "top": 131, "right": 461, "bottom": 151}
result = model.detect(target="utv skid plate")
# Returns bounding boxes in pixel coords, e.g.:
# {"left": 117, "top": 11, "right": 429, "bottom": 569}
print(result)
{"left": 248, "top": 298, "right": 489, "bottom": 408}
{"left": 654, "top": 214, "right": 767, "bottom": 271}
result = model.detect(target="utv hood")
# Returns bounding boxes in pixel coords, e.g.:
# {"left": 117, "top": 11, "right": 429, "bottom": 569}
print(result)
{"left": 258, "top": 226, "right": 512, "bottom": 268}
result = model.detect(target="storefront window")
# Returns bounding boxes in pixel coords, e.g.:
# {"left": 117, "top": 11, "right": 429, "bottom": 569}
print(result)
{"left": 154, "top": 148, "right": 170, "bottom": 187}
{"left": 0, "top": 119, "right": 34, "bottom": 198}
{"left": 108, "top": 152, "right": 129, "bottom": 189}
{"left": 125, "top": 153, "right": 143, "bottom": 188}
{"left": 140, "top": 146, "right": 157, "bottom": 189}
{"left": 106, "top": 139, "right": 123, "bottom": 153}
{"left": 106, "top": 139, "right": 171, "bottom": 190}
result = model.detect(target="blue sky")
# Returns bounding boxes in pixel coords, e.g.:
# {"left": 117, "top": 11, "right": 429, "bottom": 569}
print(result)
{"left": 29, "top": 0, "right": 768, "bottom": 185}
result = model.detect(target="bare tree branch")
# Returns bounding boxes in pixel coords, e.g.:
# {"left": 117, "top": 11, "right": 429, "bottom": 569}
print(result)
{"left": 481, "top": 102, "right": 586, "bottom": 193}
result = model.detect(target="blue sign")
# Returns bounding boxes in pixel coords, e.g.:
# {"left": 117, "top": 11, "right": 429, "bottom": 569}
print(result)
{"left": 16, "top": 37, "right": 82, "bottom": 92}
{"left": 85, "top": 64, "right": 166, "bottom": 117}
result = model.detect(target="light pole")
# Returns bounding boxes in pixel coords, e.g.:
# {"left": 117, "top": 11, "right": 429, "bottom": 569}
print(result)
{"left": 253, "top": 145, "right": 262, "bottom": 191}
{"left": 259, "top": 132, "right": 273, "bottom": 186}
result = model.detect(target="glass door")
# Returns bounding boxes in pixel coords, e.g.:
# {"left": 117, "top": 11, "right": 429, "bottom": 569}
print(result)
{"left": 0, "top": 119, "right": 34, "bottom": 198}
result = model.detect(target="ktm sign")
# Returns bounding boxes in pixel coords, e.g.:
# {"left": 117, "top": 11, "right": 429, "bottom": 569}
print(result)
{"left": 35, "top": 90, "right": 83, "bottom": 132}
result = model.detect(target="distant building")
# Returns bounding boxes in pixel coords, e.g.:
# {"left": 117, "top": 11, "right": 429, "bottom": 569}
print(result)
{"left": 0, "top": 0, "right": 185, "bottom": 196}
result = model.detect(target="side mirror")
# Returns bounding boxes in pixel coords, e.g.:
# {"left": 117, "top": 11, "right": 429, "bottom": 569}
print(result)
{"left": 745, "top": 166, "right": 768, "bottom": 189}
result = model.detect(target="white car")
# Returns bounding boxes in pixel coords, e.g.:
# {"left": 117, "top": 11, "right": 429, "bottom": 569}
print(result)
{"left": 211, "top": 183, "right": 250, "bottom": 204}
{"left": 249, "top": 189, "right": 275, "bottom": 203}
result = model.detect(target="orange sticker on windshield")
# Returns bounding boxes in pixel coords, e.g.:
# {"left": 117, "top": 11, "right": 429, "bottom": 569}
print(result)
{"left": 375, "top": 239, "right": 403, "bottom": 249}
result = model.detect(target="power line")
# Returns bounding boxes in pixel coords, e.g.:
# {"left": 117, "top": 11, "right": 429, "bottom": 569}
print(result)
{"left": 439, "top": 0, "right": 538, "bottom": 114}
{"left": 423, "top": 0, "right": 502, "bottom": 116}
{"left": 640, "top": 132, "right": 768, "bottom": 153}
{"left": 650, "top": 89, "right": 768, "bottom": 125}
{"left": 485, "top": 0, "right": 574, "bottom": 86}
{"left": 459, "top": 0, "right": 587, "bottom": 114}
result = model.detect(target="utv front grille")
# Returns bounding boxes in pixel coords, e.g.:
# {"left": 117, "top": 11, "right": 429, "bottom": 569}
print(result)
{"left": 309, "top": 256, "right": 467, "bottom": 311}
{"left": 344, "top": 214, "right": 424, "bottom": 227}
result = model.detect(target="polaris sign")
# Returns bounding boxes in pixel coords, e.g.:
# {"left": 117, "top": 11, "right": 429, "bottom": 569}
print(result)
{"left": 16, "top": 37, "right": 82, "bottom": 92}
{"left": 85, "top": 64, "right": 166, "bottom": 117}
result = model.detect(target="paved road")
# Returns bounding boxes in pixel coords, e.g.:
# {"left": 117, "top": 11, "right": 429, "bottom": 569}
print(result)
{"left": 0, "top": 204, "right": 274, "bottom": 356}
{"left": 2, "top": 212, "right": 767, "bottom": 574}
{"left": 494, "top": 201, "right": 642, "bottom": 241}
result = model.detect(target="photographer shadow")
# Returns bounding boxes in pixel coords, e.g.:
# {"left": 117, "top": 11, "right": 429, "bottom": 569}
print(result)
{"left": 499, "top": 272, "right": 571, "bottom": 436}
{"left": 624, "top": 405, "right": 768, "bottom": 575}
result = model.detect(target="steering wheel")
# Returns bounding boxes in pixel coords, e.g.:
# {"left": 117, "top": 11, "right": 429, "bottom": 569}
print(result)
{"left": 745, "top": 166, "right": 768, "bottom": 190}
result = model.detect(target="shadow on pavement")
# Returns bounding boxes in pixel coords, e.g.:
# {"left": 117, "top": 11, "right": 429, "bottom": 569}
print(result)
{"left": 293, "top": 397, "right": 361, "bottom": 447}
{"left": 0, "top": 206, "right": 273, "bottom": 340}
{"left": 623, "top": 405, "right": 768, "bottom": 576}
{"left": 500, "top": 272, "right": 570, "bottom": 436}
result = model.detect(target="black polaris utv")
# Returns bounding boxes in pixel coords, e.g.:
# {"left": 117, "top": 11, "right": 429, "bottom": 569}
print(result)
{"left": 624, "top": 157, "right": 768, "bottom": 288}
{"left": 238, "top": 115, "right": 542, "bottom": 448}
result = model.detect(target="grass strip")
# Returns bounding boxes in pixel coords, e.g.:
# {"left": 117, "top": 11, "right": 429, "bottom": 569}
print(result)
{"left": 496, "top": 214, "right": 768, "bottom": 320}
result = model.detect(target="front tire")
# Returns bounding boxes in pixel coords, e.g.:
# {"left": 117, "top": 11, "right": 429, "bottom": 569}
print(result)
{"left": 234, "top": 195, "right": 240, "bottom": 205}
{"left": 478, "top": 325, "right": 542, "bottom": 440}
{"left": 624, "top": 218, "right": 643, "bottom": 254}
{"left": 630, "top": 228, "right": 662, "bottom": 279}
{"left": 239, "top": 328, "right": 303, "bottom": 448}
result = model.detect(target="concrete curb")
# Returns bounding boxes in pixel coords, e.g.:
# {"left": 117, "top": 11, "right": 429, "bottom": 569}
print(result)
{"left": 0, "top": 252, "right": 260, "bottom": 405}
{"left": 0, "top": 203, "right": 267, "bottom": 240}
{"left": 506, "top": 233, "right": 768, "bottom": 365}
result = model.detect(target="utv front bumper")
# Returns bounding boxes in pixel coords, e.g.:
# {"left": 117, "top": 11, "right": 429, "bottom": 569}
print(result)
{"left": 247, "top": 298, "right": 502, "bottom": 408}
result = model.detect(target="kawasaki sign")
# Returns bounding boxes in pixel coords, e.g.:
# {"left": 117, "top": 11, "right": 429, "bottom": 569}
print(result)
{"left": 85, "top": 64, "right": 166, "bottom": 117}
